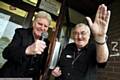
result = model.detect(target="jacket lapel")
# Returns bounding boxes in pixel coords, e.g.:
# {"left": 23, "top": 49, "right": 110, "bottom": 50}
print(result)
{"left": 28, "top": 28, "right": 34, "bottom": 45}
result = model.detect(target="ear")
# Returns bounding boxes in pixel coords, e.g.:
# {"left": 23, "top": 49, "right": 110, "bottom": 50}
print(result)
{"left": 88, "top": 34, "right": 91, "bottom": 40}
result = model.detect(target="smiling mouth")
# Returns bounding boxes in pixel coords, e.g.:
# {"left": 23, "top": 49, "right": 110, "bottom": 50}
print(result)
{"left": 78, "top": 40, "right": 84, "bottom": 43}
{"left": 78, "top": 39, "right": 83, "bottom": 41}
{"left": 38, "top": 29, "right": 42, "bottom": 33}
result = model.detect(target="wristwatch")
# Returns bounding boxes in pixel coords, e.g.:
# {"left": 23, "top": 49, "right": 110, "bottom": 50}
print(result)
{"left": 95, "top": 35, "right": 108, "bottom": 45}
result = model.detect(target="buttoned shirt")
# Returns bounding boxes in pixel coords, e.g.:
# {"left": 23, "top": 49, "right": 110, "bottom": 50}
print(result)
{"left": 56, "top": 42, "right": 106, "bottom": 80}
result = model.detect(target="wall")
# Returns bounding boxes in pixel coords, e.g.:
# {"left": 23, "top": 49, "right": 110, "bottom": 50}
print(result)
{"left": 98, "top": 0, "right": 120, "bottom": 80}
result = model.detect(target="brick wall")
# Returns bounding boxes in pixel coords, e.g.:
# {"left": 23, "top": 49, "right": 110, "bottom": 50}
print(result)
{"left": 98, "top": 0, "right": 120, "bottom": 80}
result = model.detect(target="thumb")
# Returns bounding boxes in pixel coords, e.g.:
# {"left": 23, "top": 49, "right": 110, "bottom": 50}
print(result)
{"left": 86, "top": 17, "right": 93, "bottom": 27}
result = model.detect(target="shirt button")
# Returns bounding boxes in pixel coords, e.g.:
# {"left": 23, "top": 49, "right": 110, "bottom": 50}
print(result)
{"left": 30, "top": 68, "right": 34, "bottom": 71}
{"left": 67, "top": 73, "right": 70, "bottom": 75}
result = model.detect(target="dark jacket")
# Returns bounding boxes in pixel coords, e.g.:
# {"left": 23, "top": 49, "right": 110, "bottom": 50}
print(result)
{"left": 0, "top": 28, "right": 50, "bottom": 80}
{"left": 56, "top": 43, "right": 106, "bottom": 80}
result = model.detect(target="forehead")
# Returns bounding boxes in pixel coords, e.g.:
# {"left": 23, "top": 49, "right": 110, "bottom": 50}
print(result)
{"left": 36, "top": 18, "right": 49, "bottom": 24}
{"left": 36, "top": 17, "right": 48, "bottom": 22}
{"left": 74, "top": 26, "right": 88, "bottom": 32}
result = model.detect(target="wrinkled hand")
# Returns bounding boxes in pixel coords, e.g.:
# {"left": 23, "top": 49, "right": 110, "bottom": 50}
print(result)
{"left": 52, "top": 66, "right": 62, "bottom": 77}
{"left": 26, "top": 40, "right": 47, "bottom": 55}
{"left": 86, "top": 4, "right": 111, "bottom": 37}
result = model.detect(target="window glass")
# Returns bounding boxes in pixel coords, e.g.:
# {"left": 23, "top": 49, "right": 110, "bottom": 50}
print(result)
{"left": 0, "top": 1, "right": 28, "bottom": 68}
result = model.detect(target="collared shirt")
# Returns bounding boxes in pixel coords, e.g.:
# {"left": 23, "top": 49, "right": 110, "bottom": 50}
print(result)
{"left": 57, "top": 42, "right": 106, "bottom": 80}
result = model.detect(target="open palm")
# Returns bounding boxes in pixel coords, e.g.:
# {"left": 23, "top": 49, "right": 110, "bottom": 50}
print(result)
{"left": 86, "top": 4, "right": 111, "bottom": 36}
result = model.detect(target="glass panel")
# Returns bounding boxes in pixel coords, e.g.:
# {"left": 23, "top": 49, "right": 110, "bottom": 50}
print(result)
{"left": 0, "top": 1, "right": 28, "bottom": 68}
{"left": 58, "top": 23, "right": 67, "bottom": 54}
{"left": 59, "top": 25, "right": 67, "bottom": 47}
{"left": 69, "top": 27, "right": 74, "bottom": 43}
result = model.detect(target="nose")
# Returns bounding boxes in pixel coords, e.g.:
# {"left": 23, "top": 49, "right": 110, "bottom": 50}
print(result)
{"left": 78, "top": 34, "right": 82, "bottom": 38}
{"left": 41, "top": 25, "right": 45, "bottom": 30}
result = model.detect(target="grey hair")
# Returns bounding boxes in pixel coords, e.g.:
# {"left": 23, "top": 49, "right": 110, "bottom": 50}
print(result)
{"left": 74, "top": 23, "right": 91, "bottom": 34}
{"left": 34, "top": 11, "right": 52, "bottom": 25}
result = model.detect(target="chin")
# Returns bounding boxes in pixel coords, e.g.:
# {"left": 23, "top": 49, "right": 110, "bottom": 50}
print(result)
{"left": 78, "top": 44, "right": 85, "bottom": 48}
{"left": 37, "top": 32, "right": 42, "bottom": 35}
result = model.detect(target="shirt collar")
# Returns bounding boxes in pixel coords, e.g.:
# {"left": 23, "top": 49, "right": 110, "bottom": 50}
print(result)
{"left": 70, "top": 42, "right": 89, "bottom": 51}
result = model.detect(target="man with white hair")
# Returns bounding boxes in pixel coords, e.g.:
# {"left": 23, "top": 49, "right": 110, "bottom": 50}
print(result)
{"left": 52, "top": 4, "right": 110, "bottom": 80}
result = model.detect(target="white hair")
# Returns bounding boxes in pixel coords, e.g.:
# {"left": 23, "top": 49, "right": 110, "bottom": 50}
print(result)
{"left": 34, "top": 11, "right": 52, "bottom": 25}
{"left": 74, "top": 23, "right": 91, "bottom": 34}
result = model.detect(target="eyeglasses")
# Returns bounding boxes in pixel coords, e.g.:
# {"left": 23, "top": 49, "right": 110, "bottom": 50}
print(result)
{"left": 73, "top": 31, "right": 88, "bottom": 36}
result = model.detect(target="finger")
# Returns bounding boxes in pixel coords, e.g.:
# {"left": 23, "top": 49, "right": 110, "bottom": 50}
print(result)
{"left": 36, "top": 40, "right": 46, "bottom": 45}
{"left": 34, "top": 48, "right": 42, "bottom": 55}
{"left": 55, "top": 67, "right": 60, "bottom": 71}
{"left": 37, "top": 46, "right": 46, "bottom": 53}
{"left": 59, "top": 70, "right": 62, "bottom": 74}
{"left": 105, "top": 10, "right": 111, "bottom": 23}
{"left": 36, "top": 52, "right": 42, "bottom": 55}
{"left": 86, "top": 17, "right": 92, "bottom": 27}
{"left": 52, "top": 67, "right": 61, "bottom": 77}
{"left": 58, "top": 71, "right": 62, "bottom": 76}
{"left": 34, "top": 45, "right": 44, "bottom": 54}
{"left": 35, "top": 41, "right": 46, "bottom": 53}
{"left": 102, "top": 4, "right": 107, "bottom": 20}
{"left": 96, "top": 4, "right": 102, "bottom": 19}
{"left": 36, "top": 47, "right": 44, "bottom": 54}
{"left": 38, "top": 41, "right": 47, "bottom": 48}
{"left": 56, "top": 67, "right": 61, "bottom": 75}
{"left": 99, "top": 4, "right": 105, "bottom": 20}
{"left": 52, "top": 71, "right": 57, "bottom": 76}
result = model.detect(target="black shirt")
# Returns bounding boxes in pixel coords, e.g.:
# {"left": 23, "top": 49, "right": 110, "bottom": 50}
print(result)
{"left": 56, "top": 42, "right": 106, "bottom": 80}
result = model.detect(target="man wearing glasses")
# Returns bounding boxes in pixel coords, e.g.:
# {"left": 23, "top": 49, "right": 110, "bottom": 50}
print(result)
{"left": 52, "top": 4, "right": 110, "bottom": 80}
